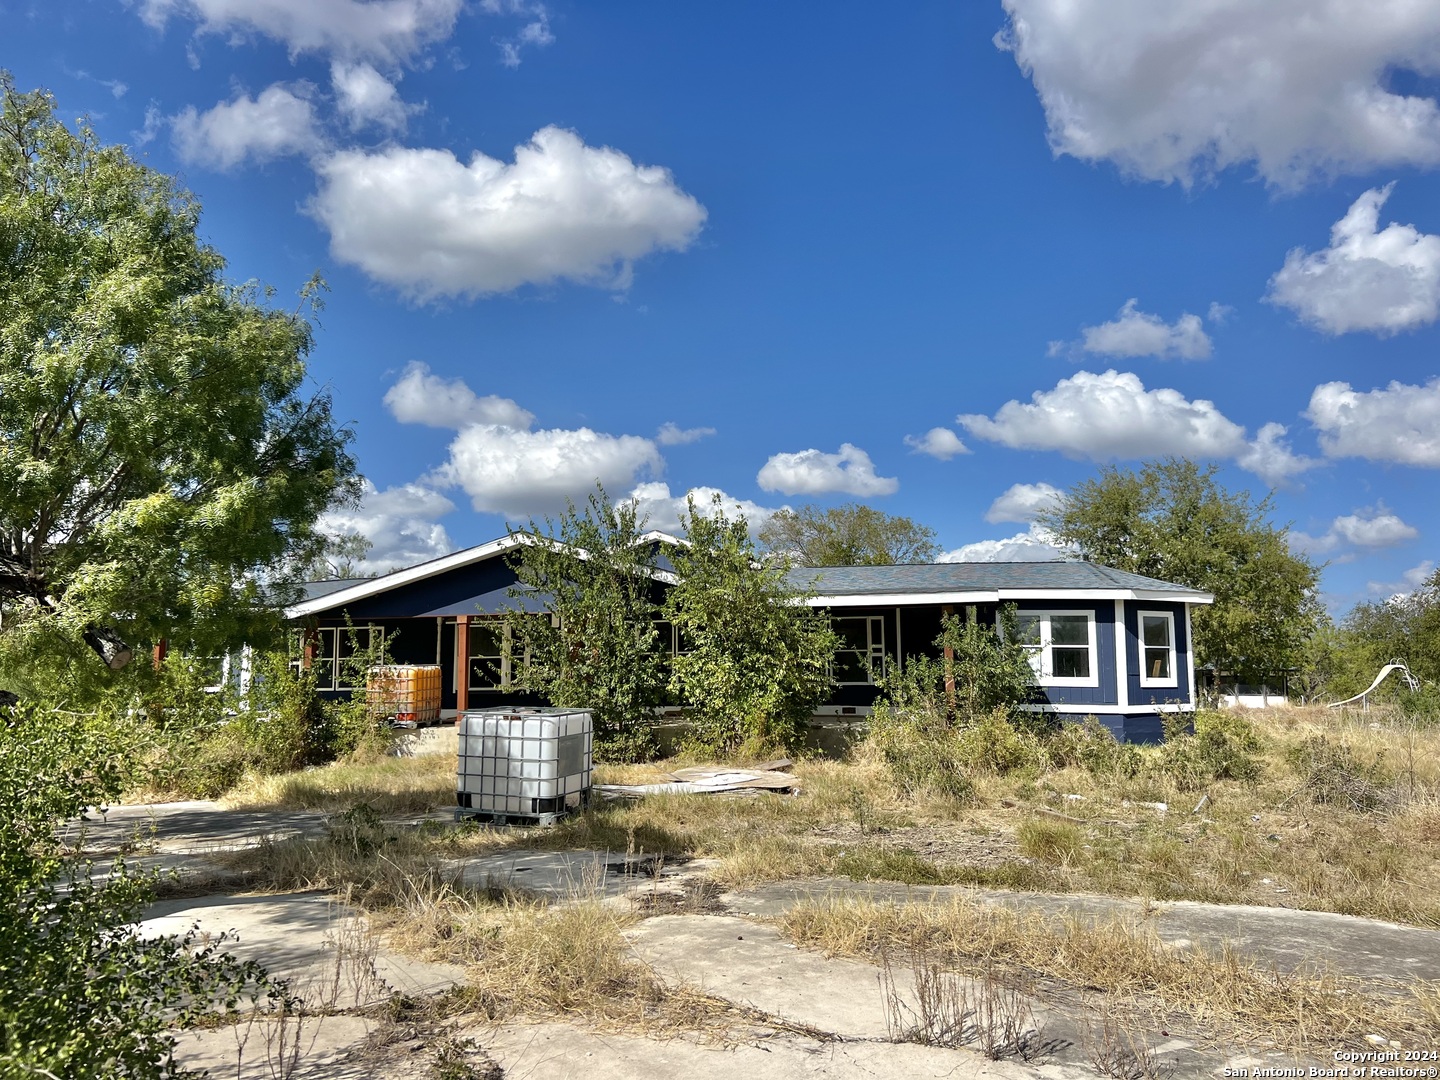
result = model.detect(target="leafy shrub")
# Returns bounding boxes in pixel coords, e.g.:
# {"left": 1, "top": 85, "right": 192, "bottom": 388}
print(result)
{"left": 1152, "top": 709, "right": 1264, "bottom": 791}
{"left": 864, "top": 611, "right": 1042, "bottom": 795}
{"left": 1045, "top": 718, "right": 1142, "bottom": 776}
{"left": 1396, "top": 684, "right": 1440, "bottom": 726}
{"left": 865, "top": 712, "right": 975, "bottom": 801}
{"left": 667, "top": 498, "right": 839, "bottom": 757}
{"left": 1194, "top": 709, "right": 1264, "bottom": 753}
{"left": 0, "top": 704, "right": 275, "bottom": 1078}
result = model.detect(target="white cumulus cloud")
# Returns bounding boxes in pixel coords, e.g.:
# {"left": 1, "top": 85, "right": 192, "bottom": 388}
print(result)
{"left": 318, "top": 479, "right": 456, "bottom": 573}
{"left": 904, "top": 427, "right": 969, "bottom": 460}
{"left": 1332, "top": 508, "right": 1420, "bottom": 548}
{"left": 384, "top": 365, "right": 664, "bottom": 520}
{"left": 958, "top": 370, "right": 1247, "bottom": 461}
{"left": 938, "top": 524, "right": 1066, "bottom": 563}
{"left": 171, "top": 83, "right": 320, "bottom": 170}
{"left": 624, "top": 482, "right": 783, "bottom": 537}
{"left": 1369, "top": 560, "right": 1437, "bottom": 597}
{"left": 139, "top": 0, "right": 463, "bottom": 65}
{"left": 997, "top": 0, "right": 1440, "bottom": 187}
{"left": 1298, "top": 505, "right": 1421, "bottom": 555}
{"left": 1235, "top": 423, "right": 1319, "bottom": 487}
{"left": 308, "top": 126, "right": 707, "bottom": 300}
{"left": 432, "top": 424, "right": 663, "bottom": 521}
{"left": 1074, "top": 299, "right": 1212, "bottom": 360}
{"left": 985, "top": 482, "right": 1062, "bottom": 524}
{"left": 331, "top": 61, "right": 412, "bottom": 132}
{"left": 1267, "top": 185, "right": 1440, "bottom": 336}
{"left": 655, "top": 422, "right": 716, "bottom": 447}
{"left": 757, "top": 443, "right": 899, "bottom": 498}
{"left": 1306, "top": 377, "right": 1440, "bottom": 466}
{"left": 383, "top": 361, "right": 535, "bottom": 430}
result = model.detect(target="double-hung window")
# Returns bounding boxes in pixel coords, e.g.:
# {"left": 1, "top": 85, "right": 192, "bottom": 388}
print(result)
{"left": 1138, "top": 611, "right": 1177, "bottom": 687}
{"left": 1014, "top": 611, "right": 1097, "bottom": 686}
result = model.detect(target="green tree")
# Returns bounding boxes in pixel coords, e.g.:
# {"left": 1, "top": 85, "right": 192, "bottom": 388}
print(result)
{"left": 666, "top": 496, "right": 840, "bottom": 755}
{"left": 0, "top": 76, "right": 357, "bottom": 686}
{"left": 759, "top": 503, "right": 940, "bottom": 565}
{"left": 1036, "top": 458, "right": 1322, "bottom": 686}
{"left": 505, "top": 486, "right": 668, "bottom": 760}
{"left": 1327, "top": 568, "right": 1440, "bottom": 712}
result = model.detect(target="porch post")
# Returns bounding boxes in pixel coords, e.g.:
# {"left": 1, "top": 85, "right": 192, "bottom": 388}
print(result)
{"left": 456, "top": 615, "right": 470, "bottom": 717}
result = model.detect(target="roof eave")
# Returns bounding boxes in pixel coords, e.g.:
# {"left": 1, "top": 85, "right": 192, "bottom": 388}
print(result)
{"left": 805, "top": 587, "right": 1213, "bottom": 607}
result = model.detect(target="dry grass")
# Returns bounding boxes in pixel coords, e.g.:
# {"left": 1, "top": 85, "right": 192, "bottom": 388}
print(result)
{"left": 215, "top": 706, "right": 1440, "bottom": 926}
{"left": 221, "top": 821, "right": 805, "bottom": 1042}
{"left": 780, "top": 894, "right": 1440, "bottom": 1051}
{"left": 222, "top": 751, "right": 458, "bottom": 815}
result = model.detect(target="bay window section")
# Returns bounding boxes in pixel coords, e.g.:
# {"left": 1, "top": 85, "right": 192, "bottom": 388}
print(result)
{"left": 1014, "top": 611, "right": 1097, "bottom": 686}
{"left": 1138, "top": 611, "right": 1177, "bottom": 687}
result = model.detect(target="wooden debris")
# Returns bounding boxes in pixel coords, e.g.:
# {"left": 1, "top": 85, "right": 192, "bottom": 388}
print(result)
{"left": 597, "top": 765, "right": 801, "bottom": 800}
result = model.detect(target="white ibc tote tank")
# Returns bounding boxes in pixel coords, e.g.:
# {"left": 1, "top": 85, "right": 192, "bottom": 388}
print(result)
{"left": 456, "top": 706, "right": 593, "bottom": 820}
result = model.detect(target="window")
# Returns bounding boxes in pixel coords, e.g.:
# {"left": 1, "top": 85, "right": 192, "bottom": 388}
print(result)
{"left": 1138, "top": 611, "right": 1177, "bottom": 687}
{"left": 832, "top": 615, "right": 885, "bottom": 685}
{"left": 469, "top": 620, "right": 531, "bottom": 692}
{"left": 651, "top": 619, "right": 693, "bottom": 659}
{"left": 300, "top": 626, "right": 377, "bottom": 691}
{"left": 1014, "top": 611, "right": 1097, "bottom": 686}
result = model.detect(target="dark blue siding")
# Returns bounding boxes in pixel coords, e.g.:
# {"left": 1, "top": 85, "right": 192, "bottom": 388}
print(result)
{"left": 1013, "top": 602, "right": 1118, "bottom": 708}
{"left": 1123, "top": 601, "right": 1192, "bottom": 707}
{"left": 1090, "top": 713, "right": 1166, "bottom": 744}
{"left": 334, "top": 559, "right": 543, "bottom": 619}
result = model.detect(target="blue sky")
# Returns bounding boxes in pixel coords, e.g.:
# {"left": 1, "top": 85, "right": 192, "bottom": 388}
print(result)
{"left": 7, "top": 1, "right": 1440, "bottom": 617}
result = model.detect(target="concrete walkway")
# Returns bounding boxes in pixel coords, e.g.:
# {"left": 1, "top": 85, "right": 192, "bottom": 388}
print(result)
{"left": 96, "top": 800, "right": 1440, "bottom": 1077}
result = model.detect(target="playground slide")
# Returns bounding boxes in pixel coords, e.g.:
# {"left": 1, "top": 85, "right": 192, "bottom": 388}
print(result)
{"left": 1327, "top": 660, "right": 1419, "bottom": 708}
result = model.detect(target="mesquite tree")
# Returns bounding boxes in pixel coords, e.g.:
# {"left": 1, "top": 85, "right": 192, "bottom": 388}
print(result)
{"left": 0, "top": 76, "right": 357, "bottom": 688}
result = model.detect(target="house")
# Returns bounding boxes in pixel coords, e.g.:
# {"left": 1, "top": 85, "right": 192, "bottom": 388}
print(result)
{"left": 789, "top": 562, "right": 1212, "bottom": 742}
{"left": 285, "top": 533, "right": 1213, "bottom": 743}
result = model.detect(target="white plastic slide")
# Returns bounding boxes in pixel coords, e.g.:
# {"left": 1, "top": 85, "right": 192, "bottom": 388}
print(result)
{"left": 1327, "top": 659, "right": 1419, "bottom": 708}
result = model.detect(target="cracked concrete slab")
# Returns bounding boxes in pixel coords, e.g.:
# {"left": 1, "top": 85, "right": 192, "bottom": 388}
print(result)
{"left": 477, "top": 1018, "right": 1083, "bottom": 1080}
{"left": 724, "top": 879, "right": 1440, "bottom": 981}
{"left": 172, "top": 1014, "right": 378, "bottom": 1079}
{"left": 628, "top": 914, "right": 913, "bottom": 1040}
{"left": 139, "top": 892, "right": 466, "bottom": 1010}
{"left": 448, "top": 847, "right": 720, "bottom": 903}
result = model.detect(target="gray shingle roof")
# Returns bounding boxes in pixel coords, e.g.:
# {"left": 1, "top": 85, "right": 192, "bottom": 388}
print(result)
{"left": 786, "top": 561, "right": 1208, "bottom": 597}
{"left": 300, "top": 578, "right": 372, "bottom": 602}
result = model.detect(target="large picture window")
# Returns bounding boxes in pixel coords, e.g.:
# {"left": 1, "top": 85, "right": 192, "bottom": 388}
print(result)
{"left": 1138, "top": 611, "right": 1177, "bottom": 687}
{"left": 1014, "top": 611, "right": 1098, "bottom": 686}
{"left": 832, "top": 615, "right": 885, "bottom": 685}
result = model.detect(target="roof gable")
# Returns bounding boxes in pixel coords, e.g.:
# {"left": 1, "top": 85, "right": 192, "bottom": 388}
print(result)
{"left": 286, "top": 530, "right": 686, "bottom": 619}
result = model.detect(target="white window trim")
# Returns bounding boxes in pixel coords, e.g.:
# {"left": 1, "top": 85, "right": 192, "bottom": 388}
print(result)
{"left": 832, "top": 614, "right": 886, "bottom": 686}
{"left": 1015, "top": 610, "right": 1099, "bottom": 688}
{"left": 1137, "top": 610, "right": 1178, "bottom": 688}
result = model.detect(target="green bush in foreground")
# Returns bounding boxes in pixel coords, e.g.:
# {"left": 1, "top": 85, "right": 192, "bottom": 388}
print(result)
{"left": 0, "top": 704, "right": 276, "bottom": 1078}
